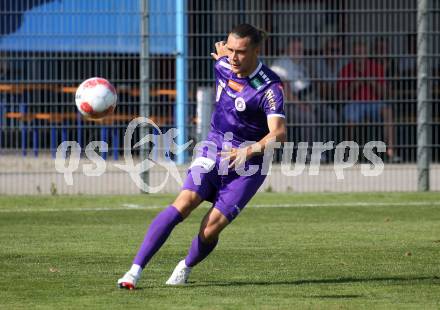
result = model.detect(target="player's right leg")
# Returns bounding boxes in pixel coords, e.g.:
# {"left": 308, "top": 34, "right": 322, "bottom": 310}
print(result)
{"left": 117, "top": 190, "right": 202, "bottom": 290}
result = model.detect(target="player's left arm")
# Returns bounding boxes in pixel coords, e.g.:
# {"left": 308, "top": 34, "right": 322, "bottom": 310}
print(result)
{"left": 246, "top": 116, "right": 286, "bottom": 159}
{"left": 256, "top": 82, "right": 287, "bottom": 149}
{"left": 223, "top": 116, "right": 286, "bottom": 169}
{"left": 256, "top": 115, "right": 287, "bottom": 150}
{"left": 223, "top": 83, "right": 287, "bottom": 169}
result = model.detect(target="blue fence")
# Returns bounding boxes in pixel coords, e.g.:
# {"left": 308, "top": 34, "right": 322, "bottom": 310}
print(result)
{"left": 1, "top": 0, "right": 440, "bottom": 194}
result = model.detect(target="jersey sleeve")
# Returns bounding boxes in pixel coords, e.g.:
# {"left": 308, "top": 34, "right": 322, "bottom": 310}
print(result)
{"left": 214, "top": 56, "right": 231, "bottom": 80}
{"left": 260, "top": 82, "right": 285, "bottom": 118}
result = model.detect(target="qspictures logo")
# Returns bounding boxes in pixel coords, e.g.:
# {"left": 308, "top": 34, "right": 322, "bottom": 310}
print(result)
{"left": 55, "top": 117, "right": 386, "bottom": 193}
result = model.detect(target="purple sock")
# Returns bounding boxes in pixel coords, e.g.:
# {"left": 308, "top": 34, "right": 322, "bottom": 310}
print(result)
{"left": 133, "top": 205, "right": 183, "bottom": 268}
{"left": 185, "top": 235, "right": 218, "bottom": 267}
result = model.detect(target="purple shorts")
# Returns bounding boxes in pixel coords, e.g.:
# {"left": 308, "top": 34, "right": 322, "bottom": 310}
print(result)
{"left": 182, "top": 159, "right": 266, "bottom": 222}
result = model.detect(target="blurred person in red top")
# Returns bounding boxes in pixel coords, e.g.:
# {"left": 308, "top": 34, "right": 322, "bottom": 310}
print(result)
{"left": 338, "top": 41, "right": 398, "bottom": 162}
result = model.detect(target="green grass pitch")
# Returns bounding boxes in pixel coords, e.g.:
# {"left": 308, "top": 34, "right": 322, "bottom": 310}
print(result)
{"left": 0, "top": 193, "right": 439, "bottom": 309}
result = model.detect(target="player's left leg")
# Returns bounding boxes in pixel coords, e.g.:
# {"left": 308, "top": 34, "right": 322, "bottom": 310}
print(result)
{"left": 165, "top": 208, "right": 228, "bottom": 285}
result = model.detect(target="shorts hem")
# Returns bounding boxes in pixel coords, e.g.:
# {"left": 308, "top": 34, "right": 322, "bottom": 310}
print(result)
{"left": 181, "top": 186, "right": 210, "bottom": 202}
{"left": 213, "top": 205, "right": 236, "bottom": 223}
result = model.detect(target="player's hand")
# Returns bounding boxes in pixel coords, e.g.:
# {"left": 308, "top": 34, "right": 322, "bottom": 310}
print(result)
{"left": 219, "top": 146, "right": 252, "bottom": 169}
{"left": 211, "top": 41, "right": 228, "bottom": 60}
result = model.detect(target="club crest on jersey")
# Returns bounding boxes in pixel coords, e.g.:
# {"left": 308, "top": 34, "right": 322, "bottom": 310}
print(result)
{"left": 217, "top": 79, "right": 237, "bottom": 99}
{"left": 235, "top": 97, "right": 246, "bottom": 112}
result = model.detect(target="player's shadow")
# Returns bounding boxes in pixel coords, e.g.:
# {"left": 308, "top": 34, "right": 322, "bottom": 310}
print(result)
{"left": 188, "top": 275, "right": 439, "bottom": 288}
{"left": 307, "top": 294, "right": 363, "bottom": 299}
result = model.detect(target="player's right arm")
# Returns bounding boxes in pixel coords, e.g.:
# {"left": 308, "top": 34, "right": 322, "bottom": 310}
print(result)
{"left": 211, "top": 41, "right": 229, "bottom": 60}
{"left": 211, "top": 41, "right": 231, "bottom": 101}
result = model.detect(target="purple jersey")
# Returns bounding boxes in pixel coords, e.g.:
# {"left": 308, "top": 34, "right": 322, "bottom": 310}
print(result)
{"left": 208, "top": 56, "right": 285, "bottom": 150}
{"left": 183, "top": 57, "right": 285, "bottom": 222}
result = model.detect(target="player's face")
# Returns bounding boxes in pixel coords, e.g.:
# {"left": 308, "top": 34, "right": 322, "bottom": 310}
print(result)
{"left": 226, "top": 34, "right": 259, "bottom": 77}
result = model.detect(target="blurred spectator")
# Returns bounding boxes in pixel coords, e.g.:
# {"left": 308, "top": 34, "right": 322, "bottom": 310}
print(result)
{"left": 270, "top": 38, "right": 317, "bottom": 146}
{"left": 338, "top": 41, "right": 399, "bottom": 162}
{"left": 373, "top": 37, "right": 401, "bottom": 162}
{"left": 310, "top": 38, "right": 344, "bottom": 148}
{"left": 398, "top": 34, "right": 417, "bottom": 78}
{"left": 373, "top": 37, "right": 399, "bottom": 96}
{"left": 312, "top": 37, "right": 345, "bottom": 104}
{"left": 398, "top": 34, "right": 418, "bottom": 103}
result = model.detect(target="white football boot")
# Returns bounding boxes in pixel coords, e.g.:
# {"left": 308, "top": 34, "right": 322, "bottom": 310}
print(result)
{"left": 117, "top": 272, "right": 139, "bottom": 290}
{"left": 165, "top": 260, "right": 192, "bottom": 285}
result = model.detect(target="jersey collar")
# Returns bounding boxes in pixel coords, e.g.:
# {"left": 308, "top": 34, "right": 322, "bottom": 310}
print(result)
{"left": 248, "top": 62, "right": 263, "bottom": 79}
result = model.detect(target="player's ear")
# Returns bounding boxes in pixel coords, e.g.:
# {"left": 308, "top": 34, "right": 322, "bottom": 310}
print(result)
{"left": 254, "top": 45, "right": 260, "bottom": 56}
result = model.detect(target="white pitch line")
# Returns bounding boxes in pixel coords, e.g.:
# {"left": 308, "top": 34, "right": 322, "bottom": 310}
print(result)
{"left": 251, "top": 201, "right": 440, "bottom": 208}
{"left": 0, "top": 206, "right": 163, "bottom": 213}
{"left": 0, "top": 201, "right": 439, "bottom": 213}
{"left": 122, "top": 203, "right": 150, "bottom": 209}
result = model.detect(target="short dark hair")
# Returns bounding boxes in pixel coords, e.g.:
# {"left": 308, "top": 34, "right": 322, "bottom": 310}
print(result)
{"left": 229, "top": 23, "right": 267, "bottom": 47}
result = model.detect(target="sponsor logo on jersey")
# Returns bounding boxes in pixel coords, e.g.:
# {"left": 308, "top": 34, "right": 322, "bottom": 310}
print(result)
{"left": 217, "top": 79, "right": 237, "bottom": 99}
{"left": 250, "top": 76, "right": 264, "bottom": 90}
{"left": 258, "top": 70, "right": 271, "bottom": 84}
{"left": 226, "top": 90, "right": 237, "bottom": 98}
{"left": 228, "top": 79, "right": 244, "bottom": 92}
{"left": 234, "top": 97, "right": 246, "bottom": 112}
{"left": 265, "top": 89, "right": 277, "bottom": 111}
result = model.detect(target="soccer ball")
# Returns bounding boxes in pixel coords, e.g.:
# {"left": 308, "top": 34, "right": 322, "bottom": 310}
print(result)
{"left": 75, "top": 77, "right": 117, "bottom": 119}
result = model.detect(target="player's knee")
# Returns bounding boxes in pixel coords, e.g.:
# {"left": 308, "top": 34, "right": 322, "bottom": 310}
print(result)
{"left": 199, "top": 226, "right": 220, "bottom": 244}
{"left": 173, "top": 202, "right": 191, "bottom": 218}
{"left": 172, "top": 191, "right": 202, "bottom": 218}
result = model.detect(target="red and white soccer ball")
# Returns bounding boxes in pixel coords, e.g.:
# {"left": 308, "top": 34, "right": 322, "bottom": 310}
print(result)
{"left": 75, "top": 77, "right": 117, "bottom": 119}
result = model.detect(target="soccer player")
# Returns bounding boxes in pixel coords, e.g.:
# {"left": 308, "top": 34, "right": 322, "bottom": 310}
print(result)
{"left": 118, "top": 23, "right": 286, "bottom": 289}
